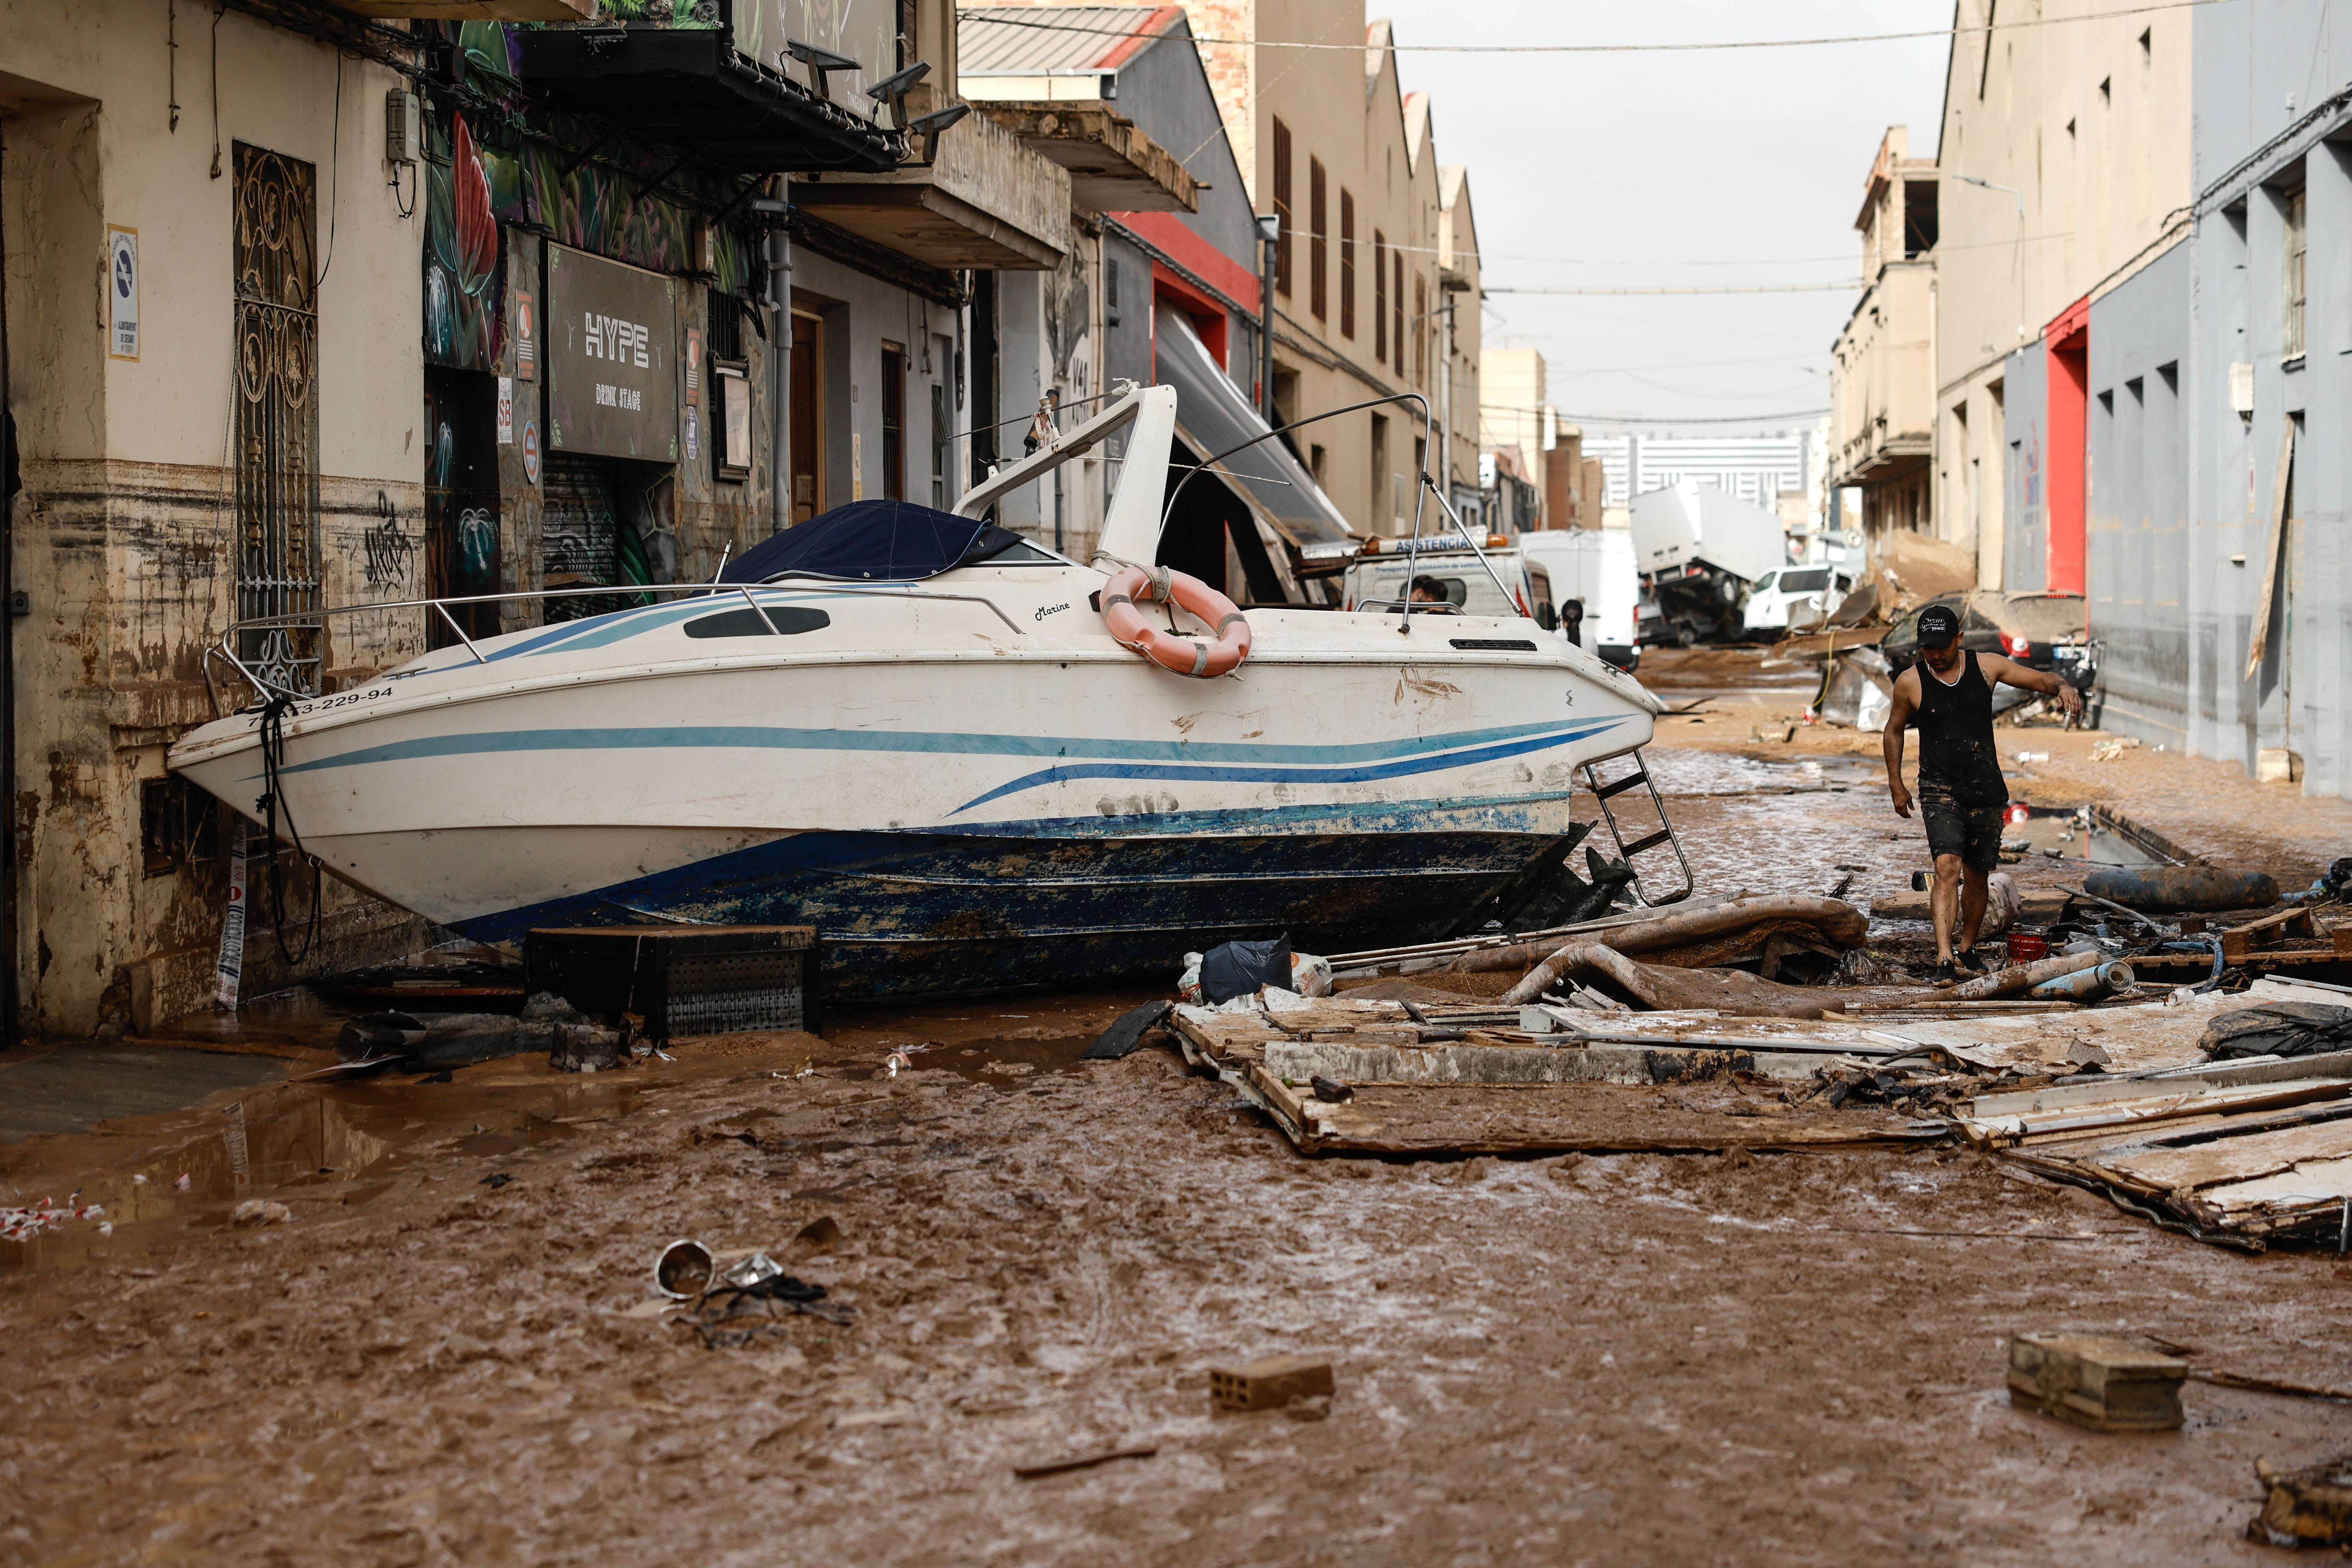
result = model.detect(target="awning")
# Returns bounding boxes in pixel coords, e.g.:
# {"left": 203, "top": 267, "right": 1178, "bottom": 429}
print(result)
{"left": 1154, "top": 307, "right": 1355, "bottom": 556}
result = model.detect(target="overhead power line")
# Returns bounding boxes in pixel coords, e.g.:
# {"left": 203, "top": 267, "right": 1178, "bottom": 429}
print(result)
{"left": 963, "top": 2, "right": 2221, "bottom": 55}
{"left": 1562, "top": 407, "right": 1834, "bottom": 426}
{"left": 1489, "top": 282, "right": 1862, "bottom": 296}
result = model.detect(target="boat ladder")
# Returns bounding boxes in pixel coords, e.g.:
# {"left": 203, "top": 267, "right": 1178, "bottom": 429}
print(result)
{"left": 1579, "top": 747, "right": 1694, "bottom": 907}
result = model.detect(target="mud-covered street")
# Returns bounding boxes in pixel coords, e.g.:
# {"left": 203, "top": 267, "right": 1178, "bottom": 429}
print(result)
{"left": 10, "top": 698, "right": 2352, "bottom": 1567}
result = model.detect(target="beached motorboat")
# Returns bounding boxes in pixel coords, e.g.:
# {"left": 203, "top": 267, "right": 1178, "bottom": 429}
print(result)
{"left": 169, "top": 384, "right": 1669, "bottom": 995}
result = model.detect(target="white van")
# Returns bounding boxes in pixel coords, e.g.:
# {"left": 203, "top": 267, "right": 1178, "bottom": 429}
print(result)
{"left": 1741, "top": 563, "right": 1854, "bottom": 635}
{"left": 1340, "top": 536, "right": 1538, "bottom": 620}
{"left": 1517, "top": 529, "right": 1640, "bottom": 671}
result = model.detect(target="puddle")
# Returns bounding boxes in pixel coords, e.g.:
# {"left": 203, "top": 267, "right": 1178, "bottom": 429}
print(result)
{"left": 865, "top": 1034, "right": 1099, "bottom": 1086}
{"left": 0, "top": 1074, "right": 640, "bottom": 1272}
{"left": 2001, "top": 805, "right": 2167, "bottom": 867}
{"left": 1644, "top": 751, "right": 1878, "bottom": 796}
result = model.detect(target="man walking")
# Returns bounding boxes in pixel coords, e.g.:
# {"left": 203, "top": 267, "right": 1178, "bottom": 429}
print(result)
{"left": 1883, "top": 604, "right": 2084, "bottom": 980}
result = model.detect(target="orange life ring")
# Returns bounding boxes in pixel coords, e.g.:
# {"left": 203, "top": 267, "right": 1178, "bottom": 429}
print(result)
{"left": 1100, "top": 564, "right": 1252, "bottom": 678}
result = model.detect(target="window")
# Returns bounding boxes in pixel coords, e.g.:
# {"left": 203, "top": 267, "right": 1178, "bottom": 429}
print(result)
{"left": 1337, "top": 188, "right": 1353, "bottom": 337}
{"left": 1309, "top": 159, "right": 1328, "bottom": 321}
{"left": 1373, "top": 230, "right": 1387, "bottom": 361}
{"left": 1752, "top": 572, "right": 1779, "bottom": 594}
{"left": 1393, "top": 250, "right": 1405, "bottom": 373}
{"left": 2284, "top": 185, "right": 2308, "bottom": 359}
{"left": 1782, "top": 568, "right": 1832, "bottom": 592}
{"left": 880, "top": 343, "right": 906, "bottom": 501}
{"left": 930, "top": 379, "right": 949, "bottom": 508}
{"left": 1271, "top": 118, "right": 1293, "bottom": 298}
{"left": 233, "top": 143, "right": 323, "bottom": 693}
{"left": 141, "top": 777, "right": 219, "bottom": 878}
{"left": 1413, "top": 273, "right": 1427, "bottom": 383}
{"left": 1106, "top": 257, "right": 1120, "bottom": 326}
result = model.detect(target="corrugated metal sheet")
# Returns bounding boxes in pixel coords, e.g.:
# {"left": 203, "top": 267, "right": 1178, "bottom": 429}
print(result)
{"left": 956, "top": 5, "right": 1180, "bottom": 76}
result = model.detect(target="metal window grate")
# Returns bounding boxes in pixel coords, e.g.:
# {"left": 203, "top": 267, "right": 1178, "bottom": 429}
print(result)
{"left": 233, "top": 144, "right": 324, "bottom": 695}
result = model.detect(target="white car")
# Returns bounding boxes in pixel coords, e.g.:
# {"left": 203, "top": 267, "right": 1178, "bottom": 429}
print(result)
{"left": 1742, "top": 564, "right": 1853, "bottom": 634}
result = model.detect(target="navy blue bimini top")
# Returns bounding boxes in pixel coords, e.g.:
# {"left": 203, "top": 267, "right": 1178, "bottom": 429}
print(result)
{"left": 718, "top": 499, "right": 1028, "bottom": 584}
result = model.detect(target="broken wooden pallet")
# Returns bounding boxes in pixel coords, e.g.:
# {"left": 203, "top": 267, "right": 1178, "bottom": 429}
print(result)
{"left": 1167, "top": 997, "right": 1943, "bottom": 1155}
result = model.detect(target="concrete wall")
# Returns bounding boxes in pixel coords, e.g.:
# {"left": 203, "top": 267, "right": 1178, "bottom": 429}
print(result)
{"left": 2001, "top": 338, "right": 2048, "bottom": 592}
{"left": 2182, "top": 2, "right": 2352, "bottom": 794}
{"left": 2083, "top": 239, "right": 2191, "bottom": 744}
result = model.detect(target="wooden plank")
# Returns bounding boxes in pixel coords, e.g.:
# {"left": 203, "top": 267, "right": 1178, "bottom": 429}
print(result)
{"left": 2093, "top": 1118, "right": 2352, "bottom": 1193}
{"left": 2246, "top": 419, "right": 2298, "bottom": 681}
{"left": 2195, "top": 1155, "right": 2352, "bottom": 1217}
{"left": 1293, "top": 1083, "right": 1943, "bottom": 1155}
{"left": 1262, "top": 1039, "right": 1838, "bottom": 1088}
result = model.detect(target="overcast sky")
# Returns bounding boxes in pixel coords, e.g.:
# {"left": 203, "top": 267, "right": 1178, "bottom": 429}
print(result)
{"left": 1374, "top": 0, "right": 1952, "bottom": 435}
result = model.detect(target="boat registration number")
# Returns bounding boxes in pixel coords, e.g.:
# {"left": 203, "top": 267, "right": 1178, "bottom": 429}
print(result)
{"left": 293, "top": 686, "right": 391, "bottom": 717}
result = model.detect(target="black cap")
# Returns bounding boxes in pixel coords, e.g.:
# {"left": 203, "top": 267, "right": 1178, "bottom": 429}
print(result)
{"left": 1916, "top": 604, "right": 1961, "bottom": 648}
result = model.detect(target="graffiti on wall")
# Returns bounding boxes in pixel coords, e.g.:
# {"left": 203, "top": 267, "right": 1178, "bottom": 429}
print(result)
{"left": 361, "top": 490, "right": 418, "bottom": 592}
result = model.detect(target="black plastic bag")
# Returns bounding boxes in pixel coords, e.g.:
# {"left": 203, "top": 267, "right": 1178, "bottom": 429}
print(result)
{"left": 2200, "top": 1002, "right": 2352, "bottom": 1060}
{"left": 1198, "top": 935, "right": 1294, "bottom": 1005}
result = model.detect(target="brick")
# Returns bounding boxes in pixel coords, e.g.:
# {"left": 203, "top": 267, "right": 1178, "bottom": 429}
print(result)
{"left": 2007, "top": 1332, "right": 2185, "bottom": 1432}
{"left": 1208, "top": 1353, "right": 1334, "bottom": 1413}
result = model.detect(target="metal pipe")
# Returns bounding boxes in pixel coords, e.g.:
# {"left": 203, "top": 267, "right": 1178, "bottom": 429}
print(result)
{"left": 1256, "top": 215, "right": 1278, "bottom": 425}
{"left": 1417, "top": 473, "right": 1519, "bottom": 606}
{"left": 432, "top": 602, "right": 488, "bottom": 664}
{"left": 769, "top": 174, "right": 791, "bottom": 538}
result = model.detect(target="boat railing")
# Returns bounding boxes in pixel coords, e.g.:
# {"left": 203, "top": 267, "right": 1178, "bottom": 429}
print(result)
{"left": 200, "top": 576, "right": 1033, "bottom": 716}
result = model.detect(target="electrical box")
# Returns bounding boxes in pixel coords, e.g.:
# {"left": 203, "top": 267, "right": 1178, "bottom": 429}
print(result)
{"left": 385, "top": 90, "right": 422, "bottom": 166}
{"left": 2230, "top": 360, "right": 2255, "bottom": 418}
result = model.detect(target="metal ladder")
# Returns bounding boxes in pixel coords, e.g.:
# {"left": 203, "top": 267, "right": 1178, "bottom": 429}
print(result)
{"left": 1579, "top": 747, "right": 1695, "bottom": 907}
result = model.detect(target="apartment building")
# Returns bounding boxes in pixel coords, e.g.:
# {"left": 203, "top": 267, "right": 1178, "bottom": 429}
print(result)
{"left": 1828, "top": 127, "right": 1938, "bottom": 540}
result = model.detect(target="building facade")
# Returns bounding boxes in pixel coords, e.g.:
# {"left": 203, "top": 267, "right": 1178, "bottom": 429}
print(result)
{"left": 1921, "top": 0, "right": 2348, "bottom": 793}
{"left": 0, "top": 0, "right": 1067, "bottom": 1036}
{"left": 1828, "top": 126, "right": 1938, "bottom": 541}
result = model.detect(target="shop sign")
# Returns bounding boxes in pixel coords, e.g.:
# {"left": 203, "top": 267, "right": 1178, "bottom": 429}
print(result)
{"left": 513, "top": 289, "right": 538, "bottom": 382}
{"left": 546, "top": 244, "right": 679, "bottom": 462}
{"left": 522, "top": 421, "right": 541, "bottom": 486}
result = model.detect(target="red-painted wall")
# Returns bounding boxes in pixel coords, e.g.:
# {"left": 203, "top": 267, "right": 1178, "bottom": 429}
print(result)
{"left": 2043, "top": 296, "right": 2089, "bottom": 595}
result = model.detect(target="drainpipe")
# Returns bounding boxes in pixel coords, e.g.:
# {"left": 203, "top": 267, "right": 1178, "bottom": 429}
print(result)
{"left": 762, "top": 175, "right": 791, "bottom": 536}
{"left": 1439, "top": 294, "right": 1454, "bottom": 515}
{"left": 1255, "top": 213, "right": 1279, "bottom": 425}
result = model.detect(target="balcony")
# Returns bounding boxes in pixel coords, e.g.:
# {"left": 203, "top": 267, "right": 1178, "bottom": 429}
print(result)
{"left": 790, "top": 109, "right": 1070, "bottom": 270}
{"left": 514, "top": 2, "right": 903, "bottom": 173}
{"left": 971, "top": 104, "right": 1196, "bottom": 214}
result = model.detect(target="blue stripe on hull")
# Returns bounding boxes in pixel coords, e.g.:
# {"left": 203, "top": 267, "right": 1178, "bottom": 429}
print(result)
{"left": 455, "top": 807, "right": 1573, "bottom": 996}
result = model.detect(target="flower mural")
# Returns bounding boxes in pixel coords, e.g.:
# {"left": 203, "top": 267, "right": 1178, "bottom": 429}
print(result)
{"left": 424, "top": 110, "right": 505, "bottom": 371}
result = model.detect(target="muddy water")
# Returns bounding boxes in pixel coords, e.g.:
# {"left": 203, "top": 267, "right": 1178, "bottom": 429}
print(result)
{"left": 8, "top": 748, "right": 2352, "bottom": 1563}
{"left": 6, "top": 1012, "right": 2350, "bottom": 1566}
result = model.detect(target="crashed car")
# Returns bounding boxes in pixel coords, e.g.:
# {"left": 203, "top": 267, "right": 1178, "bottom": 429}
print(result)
{"left": 1881, "top": 591, "right": 2097, "bottom": 698}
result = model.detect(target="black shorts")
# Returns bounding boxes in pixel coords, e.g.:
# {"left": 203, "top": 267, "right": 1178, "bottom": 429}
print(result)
{"left": 1919, "top": 787, "right": 2006, "bottom": 873}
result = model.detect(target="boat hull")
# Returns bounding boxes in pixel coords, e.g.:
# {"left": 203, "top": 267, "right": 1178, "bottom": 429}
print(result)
{"left": 171, "top": 581, "right": 1660, "bottom": 997}
{"left": 437, "top": 801, "right": 1574, "bottom": 995}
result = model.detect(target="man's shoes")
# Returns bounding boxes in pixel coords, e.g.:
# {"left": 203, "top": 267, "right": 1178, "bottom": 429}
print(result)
{"left": 1933, "top": 960, "right": 1959, "bottom": 985}
{"left": 1953, "top": 947, "right": 1988, "bottom": 975}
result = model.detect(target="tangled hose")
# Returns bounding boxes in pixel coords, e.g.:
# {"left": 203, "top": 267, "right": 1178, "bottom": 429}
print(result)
{"left": 253, "top": 694, "right": 325, "bottom": 967}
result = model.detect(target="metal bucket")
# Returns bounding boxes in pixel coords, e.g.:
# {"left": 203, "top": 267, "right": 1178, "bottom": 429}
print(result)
{"left": 654, "top": 1238, "right": 716, "bottom": 1299}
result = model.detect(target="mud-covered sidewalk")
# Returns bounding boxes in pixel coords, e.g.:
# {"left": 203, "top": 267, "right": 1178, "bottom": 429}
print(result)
{"left": 7, "top": 706, "right": 2352, "bottom": 1565}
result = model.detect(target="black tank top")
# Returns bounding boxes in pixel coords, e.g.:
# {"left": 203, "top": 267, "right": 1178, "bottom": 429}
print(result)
{"left": 1913, "top": 650, "right": 2008, "bottom": 807}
